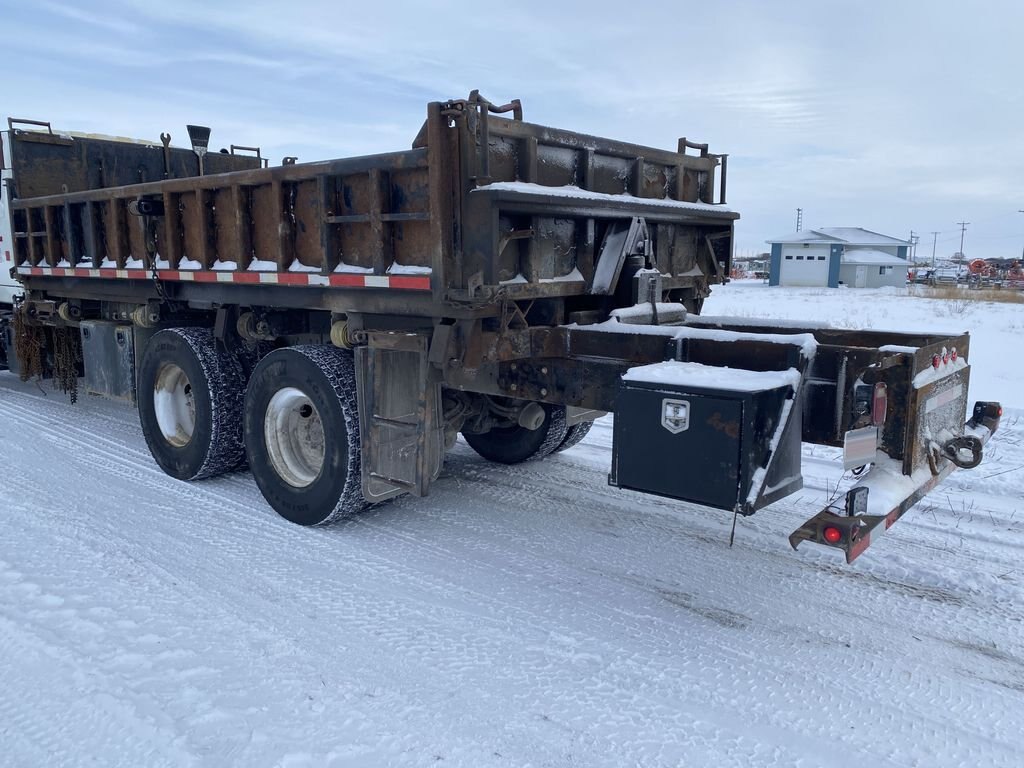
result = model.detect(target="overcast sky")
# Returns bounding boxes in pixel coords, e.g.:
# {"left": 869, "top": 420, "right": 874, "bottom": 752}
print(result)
{"left": 5, "top": 0, "right": 1023, "bottom": 261}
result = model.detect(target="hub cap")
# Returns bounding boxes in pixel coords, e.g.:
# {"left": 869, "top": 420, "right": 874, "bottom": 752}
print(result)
{"left": 153, "top": 363, "right": 196, "bottom": 447}
{"left": 264, "top": 387, "right": 325, "bottom": 488}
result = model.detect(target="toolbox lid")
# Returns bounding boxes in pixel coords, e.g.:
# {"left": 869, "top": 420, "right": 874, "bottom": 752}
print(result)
{"left": 622, "top": 360, "right": 801, "bottom": 393}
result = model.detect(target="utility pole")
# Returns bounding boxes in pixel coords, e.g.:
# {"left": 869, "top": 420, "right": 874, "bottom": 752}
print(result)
{"left": 957, "top": 221, "right": 969, "bottom": 262}
{"left": 1019, "top": 211, "right": 1023, "bottom": 261}
{"left": 930, "top": 231, "right": 939, "bottom": 268}
{"left": 909, "top": 230, "right": 919, "bottom": 262}
{"left": 796, "top": 208, "right": 803, "bottom": 231}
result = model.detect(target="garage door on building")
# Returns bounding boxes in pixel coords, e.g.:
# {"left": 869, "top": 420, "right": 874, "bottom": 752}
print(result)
{"left": 779, "top": 245, "right": 830, "bottom": 286}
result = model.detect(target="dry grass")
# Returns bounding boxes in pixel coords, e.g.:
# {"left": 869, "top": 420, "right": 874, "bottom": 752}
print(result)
{"left": 909, "top": 285, "right": 1024, "bottom": 305}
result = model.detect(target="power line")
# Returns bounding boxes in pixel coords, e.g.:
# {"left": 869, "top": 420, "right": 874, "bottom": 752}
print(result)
{"left": 968, "top": 232, "right": 1024, "bottom": 241}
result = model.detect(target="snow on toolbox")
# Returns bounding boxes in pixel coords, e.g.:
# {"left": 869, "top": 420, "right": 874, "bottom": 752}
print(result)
{"left": 0, "top": 95, "right": 1001, "bottom": 563}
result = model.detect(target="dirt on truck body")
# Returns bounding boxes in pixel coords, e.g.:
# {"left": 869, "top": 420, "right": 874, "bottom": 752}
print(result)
{"left": 1, "top": 92, "right": 1001, "bottom": 562}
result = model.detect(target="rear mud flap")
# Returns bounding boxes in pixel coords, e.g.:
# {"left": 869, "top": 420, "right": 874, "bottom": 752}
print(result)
{"left": 355, "top": 332, "right": 445, "bottom": 503}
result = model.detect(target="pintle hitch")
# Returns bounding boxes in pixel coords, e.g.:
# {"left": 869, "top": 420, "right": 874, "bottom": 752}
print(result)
{"left": 942, "top": 435, "right": 983, "bottom": 469}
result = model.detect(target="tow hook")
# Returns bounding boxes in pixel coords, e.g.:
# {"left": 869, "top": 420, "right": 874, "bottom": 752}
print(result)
{"left": 942, "top": 435, "right": 983, "bottom": 469}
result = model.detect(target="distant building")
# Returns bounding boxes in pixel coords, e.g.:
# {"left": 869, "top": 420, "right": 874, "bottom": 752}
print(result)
{"left": 766, "top": 228, "right": 911, "bottom": 288}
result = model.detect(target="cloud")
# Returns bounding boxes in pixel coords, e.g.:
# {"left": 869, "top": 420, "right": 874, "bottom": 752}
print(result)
{"left": 36, "top": 0, "right": 142, "bottom": 36}
{"left": 4, "top": 0, "right": 1023, "bottom": 259}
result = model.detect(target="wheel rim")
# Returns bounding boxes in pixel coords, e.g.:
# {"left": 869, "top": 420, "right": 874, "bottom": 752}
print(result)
{"left": 264, "top": 387, "right": 326, "bottom": 488}
{"left": 153, "top": 363, "right": 196, "bottom": 447}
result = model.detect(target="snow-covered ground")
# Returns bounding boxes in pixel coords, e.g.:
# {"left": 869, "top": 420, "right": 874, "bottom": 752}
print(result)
{"left": 2, "top": 282, "right": 1022, "bottom": 767}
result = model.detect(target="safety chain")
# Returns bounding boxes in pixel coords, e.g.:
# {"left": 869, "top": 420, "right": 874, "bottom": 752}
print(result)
{"left": 51, "top": 326, "right": 82, "bottom": 403}
{"left": 151, "top": 259, "right": 169, "bottom": 305}
{"left": 11, "top": 304, "right": 44, "bottom": 382}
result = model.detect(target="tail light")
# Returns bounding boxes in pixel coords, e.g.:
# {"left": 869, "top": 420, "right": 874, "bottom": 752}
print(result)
{"left": 871, "top": 382, "right": 887, "bottom": 426}
{"left": 823, "top": 526, "right": 843, "bottom": 544}
{"left": 971, "top": 401, "right": 1003, "bottom": 428}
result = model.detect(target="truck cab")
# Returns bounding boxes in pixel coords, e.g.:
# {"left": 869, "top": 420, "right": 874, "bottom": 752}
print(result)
{"left": 1, "top": 127, "right": 18, "bottom": 307}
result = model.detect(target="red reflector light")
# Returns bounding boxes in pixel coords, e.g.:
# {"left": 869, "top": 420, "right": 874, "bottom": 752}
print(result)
{"left": 951, "top": 347, "right": 958, "bottom": 362}
{"left": 932, "top": 355, "right": 941, "bottom": 369}
{"left": 872, "top": 382, "right": 888, "bottom": 426}
{"left": 823, "top": 526, "right": 843, "bottom": 544}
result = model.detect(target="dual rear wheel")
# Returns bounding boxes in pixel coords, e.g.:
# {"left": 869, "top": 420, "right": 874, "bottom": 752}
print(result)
{"left": 243, "top": 345, "right": 365, "bottom": 526}
{"left": 460, "top": 406, "right": 593, "bottom": 464}
{"left": 137, "top": 328, "right": 246, "bottom": 481}
{"left": 138, "top": 331, "right": 364, "bottom": 525}
{"left": 138, "top": 329, "right": 594, "bottom": 525}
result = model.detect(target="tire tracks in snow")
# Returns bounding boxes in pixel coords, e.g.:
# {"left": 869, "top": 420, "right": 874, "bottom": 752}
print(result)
{"left": 3, "top": 376, "right": 1024, "bottom": 767}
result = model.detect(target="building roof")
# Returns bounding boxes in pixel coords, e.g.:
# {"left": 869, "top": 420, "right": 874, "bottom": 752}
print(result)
{"left": 767, "top": 227, "right": 911, "bottom": 247}
{"left": 841, "top": 248, "right": 909, "bottom": 266}
{"left": 766, "top": 230, "right": 836, "bottom": 245}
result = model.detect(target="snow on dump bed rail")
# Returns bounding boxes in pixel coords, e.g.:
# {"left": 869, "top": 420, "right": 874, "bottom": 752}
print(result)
{"left": 686, "top": 314, "right": 834, "bottom": 331}
{"left": 575, "top": 317, "right": 818, "bottom": 358}
{"left": 386, "top": 263, "right": 433, "bottom": 276}
{"left": 609, "top": 302, "right": 687, "bottom": 321}
{"left": 477, "top": 182, "right": 735, "bottom": 214}
{"left": 623, "top": 360, "right": 801, "bottom": 392}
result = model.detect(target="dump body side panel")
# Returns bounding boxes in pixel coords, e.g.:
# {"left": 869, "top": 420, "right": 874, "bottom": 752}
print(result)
{"left": 9, "top": 100, "right": 735, "bottom": 313}
{"left": 9, "top": 147, "right": 433, "bottom": 284}
{"left": 8, "top": 125, "right": 261, "bottom": 198}
{"left": 446, "top": 103, "right": 736, "bottom": 302}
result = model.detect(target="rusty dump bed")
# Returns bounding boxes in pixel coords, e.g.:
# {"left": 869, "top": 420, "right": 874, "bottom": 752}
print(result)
{"left": 7, "top": 93, "right": 734, "bottom": 316}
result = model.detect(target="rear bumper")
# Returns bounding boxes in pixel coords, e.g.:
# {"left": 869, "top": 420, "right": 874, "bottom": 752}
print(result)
{"left": 789, "top": 401, "right": 1001, "bottom": 562}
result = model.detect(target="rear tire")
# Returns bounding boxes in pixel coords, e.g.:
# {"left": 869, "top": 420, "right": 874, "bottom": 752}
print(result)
{"left": 138, "top": 328, "right": 247, "bottom": 480}
{"left": 462, "top": 404, "right": 568, "bottom": 464}
{"left": 244, "top": 345, "right": 366, "bottom": 526}
{"left": 554, "top": 420, "right": 593, "bottom": 453}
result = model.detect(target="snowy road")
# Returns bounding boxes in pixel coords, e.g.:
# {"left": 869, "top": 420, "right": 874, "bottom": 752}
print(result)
{"left": 2, "top": 286, "right": 1024, "bottom": 767}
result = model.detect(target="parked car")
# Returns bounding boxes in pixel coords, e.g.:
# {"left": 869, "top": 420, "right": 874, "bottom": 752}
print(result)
{"left": 913, "top": 266, "right": 967, "bottom": 285}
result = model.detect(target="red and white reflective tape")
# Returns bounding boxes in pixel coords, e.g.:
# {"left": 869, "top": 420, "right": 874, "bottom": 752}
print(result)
{"left": 16, "top": 265, "right": 432, "bottom": 291}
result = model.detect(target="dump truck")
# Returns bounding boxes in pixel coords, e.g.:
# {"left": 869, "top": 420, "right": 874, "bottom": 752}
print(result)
{"left": 0, "top": 93, "right": 1002, "bottom": 563}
